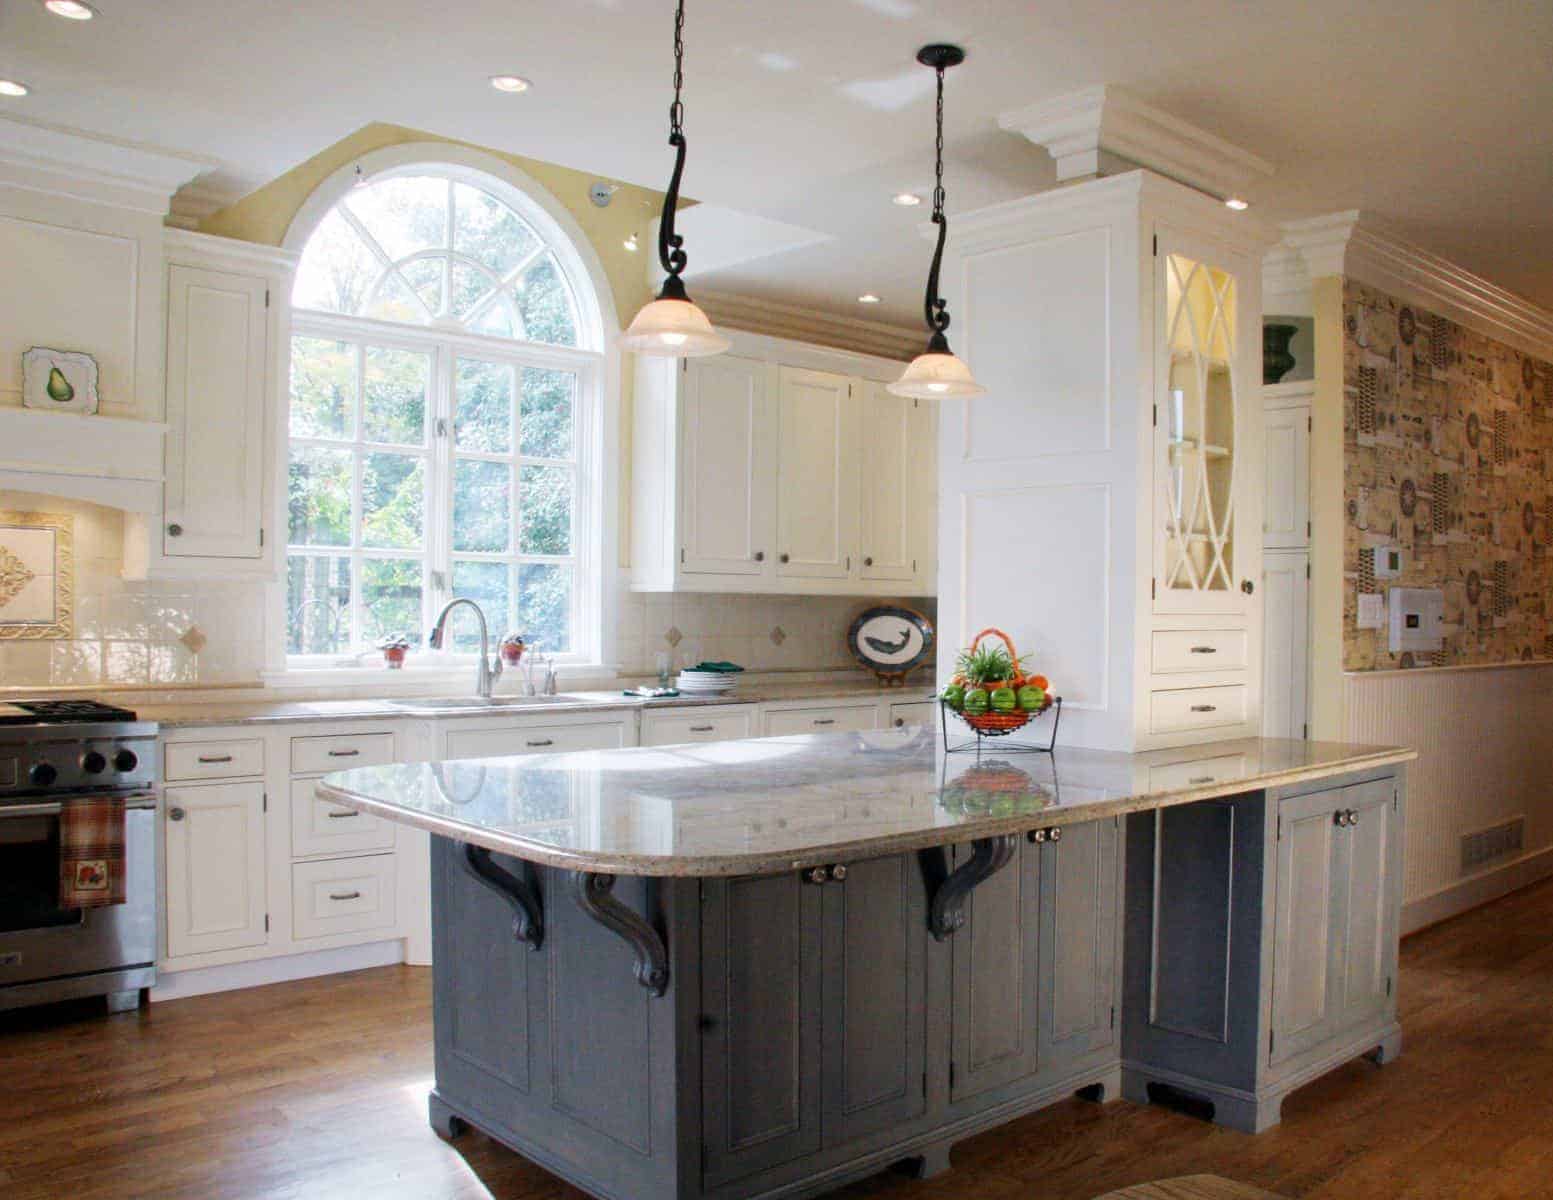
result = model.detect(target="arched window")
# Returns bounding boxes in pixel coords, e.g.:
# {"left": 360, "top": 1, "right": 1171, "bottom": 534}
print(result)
{"left": 284, "top": 160, "right": 610, "bottom": 667}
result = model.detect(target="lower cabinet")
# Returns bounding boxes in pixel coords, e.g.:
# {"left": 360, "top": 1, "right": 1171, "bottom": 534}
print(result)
{"left": 762, "top": 701, "right": 880, "bottom": 737}
{"left": 164, "top": 780, "right": 268, "bottom": 959}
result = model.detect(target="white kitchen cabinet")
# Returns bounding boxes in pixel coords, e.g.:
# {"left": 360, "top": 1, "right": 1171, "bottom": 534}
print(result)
{"left": 762, "top": 700, "right": 880, "bottom": 738}
{"left": 125, "top": 231, "right": 295, "bottom": 580}
{"left": 887, "top": 700, "right": 938, "bottom": 729}
{"left": 938, "top": 169, "right": 1267, "bottom": 751}
{"left": 632, "top": 330, "right": 935, "bottom": 596}
{"left": 641, "top": 706, "right": 757, "bottom": 747}
{"left": 164, "top": 779, "right": 268, "bottom": 959}
{"left": 1263, "top": 400, "right": 1311, "bottom": 549}
{"left": 1261, "top": 550, "right": 1309, "bottom": 740}
{"left": 441, "top": 714, "right": 631, "bottom": 760}
{"left": 776, "top": 366, "right": 857, "bottom": 581}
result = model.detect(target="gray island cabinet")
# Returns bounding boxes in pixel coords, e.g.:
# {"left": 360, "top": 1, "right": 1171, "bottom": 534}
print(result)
{"left": 319, "top": 731, "right": 1413, "bottom": 1200}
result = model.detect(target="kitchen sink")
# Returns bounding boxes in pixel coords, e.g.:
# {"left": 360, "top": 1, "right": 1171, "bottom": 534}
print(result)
{"left": 389, "top": 695, "right": 588, "bottom": 711}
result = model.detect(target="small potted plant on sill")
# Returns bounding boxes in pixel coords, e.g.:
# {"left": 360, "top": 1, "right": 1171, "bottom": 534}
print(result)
{"left": 377, "top": 634, "right": 412, "bottom": 670}
{"left": 500, "top": 633, "right": 527, "bottom": 667}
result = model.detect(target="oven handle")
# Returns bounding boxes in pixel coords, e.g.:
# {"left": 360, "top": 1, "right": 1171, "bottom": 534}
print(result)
{"left": 1, "top": 791, "right": 159, "bottom": 818}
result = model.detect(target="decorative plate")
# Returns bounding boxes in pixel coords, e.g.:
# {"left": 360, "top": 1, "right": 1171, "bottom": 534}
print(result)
{"left": 847, "top": 605, "right": 935, "bottom": 682}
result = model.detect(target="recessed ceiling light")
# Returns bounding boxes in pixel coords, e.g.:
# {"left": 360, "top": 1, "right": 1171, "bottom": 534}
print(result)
{"left": 858, "top": 293, "right": 881, "bottom": 304}
{"left": 892, "top": 192, "right": 922, "bottom": 207}
{"left": 44, "top": 0, "right": 96, "bottom": 18}
{"left": 1224, "top": 196, "right": 1249, "bottom": 211}
{"left": 0, "top": 80, "right": 30, "bottom": 97}
{"left": 489, "top": 75, "right": 531, "bottom": 94}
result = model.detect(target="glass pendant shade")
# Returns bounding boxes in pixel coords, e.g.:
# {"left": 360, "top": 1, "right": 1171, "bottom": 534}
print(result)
{"left": 620, "top": 295, "right": 730, "bottom": 358}
{"left": 888, "top": 349, "right": 986, "bottom": 399}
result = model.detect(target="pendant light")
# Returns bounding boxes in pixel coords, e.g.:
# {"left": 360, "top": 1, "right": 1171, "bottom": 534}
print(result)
{"left": 620, "top": 0, "right": 730, "bottom": 358}
{"left": 889, "top": 45, "right": 985, "bottom": 400}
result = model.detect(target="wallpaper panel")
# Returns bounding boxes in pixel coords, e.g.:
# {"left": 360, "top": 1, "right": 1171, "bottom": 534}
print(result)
{"left": 1344, "top": 280, "right": 1553, "bottom": 670}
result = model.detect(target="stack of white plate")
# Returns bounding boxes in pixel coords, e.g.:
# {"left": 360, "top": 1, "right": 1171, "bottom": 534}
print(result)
{"left": 676, "top": 670, "right": 738, "bottom": 696}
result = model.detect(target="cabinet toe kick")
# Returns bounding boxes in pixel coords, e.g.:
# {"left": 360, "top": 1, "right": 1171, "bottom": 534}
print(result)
{"left": 571, "top": 872, "right": 670, "bottom": 997}
{"left": 922, "top": 834, "right": 1019, "bottom": 941}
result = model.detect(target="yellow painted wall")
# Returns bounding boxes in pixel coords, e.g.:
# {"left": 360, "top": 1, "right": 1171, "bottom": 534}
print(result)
{"left": 198, "top": 122, "right": 665, "bottom": 565}
{"left": 1309, "top": 275, "right": 1346, "bottom": 739}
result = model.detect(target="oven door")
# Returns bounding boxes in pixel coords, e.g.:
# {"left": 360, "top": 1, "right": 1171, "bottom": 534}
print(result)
{"left": 0, "top": 793, "right": 157, "bottom": 988}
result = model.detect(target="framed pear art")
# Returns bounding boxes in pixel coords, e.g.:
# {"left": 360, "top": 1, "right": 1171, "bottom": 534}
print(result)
{"left": 22, "top": 347, "right": 99, "bottom": 415}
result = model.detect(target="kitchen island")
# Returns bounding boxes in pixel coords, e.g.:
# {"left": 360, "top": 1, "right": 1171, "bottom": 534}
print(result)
{"left": 320, "top": 730, "right": 1413, "bottom": 1200}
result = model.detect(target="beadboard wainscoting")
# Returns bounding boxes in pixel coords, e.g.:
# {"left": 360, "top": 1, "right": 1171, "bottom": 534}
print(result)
{"left": 1346, "top": 662, "right": 1553, "bottom": 932}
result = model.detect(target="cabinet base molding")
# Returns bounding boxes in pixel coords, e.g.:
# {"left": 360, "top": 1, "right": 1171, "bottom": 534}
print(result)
{"left": 1122, "top": 1020, "right": 1402, "bottom": 1133}
{"left": 150, "top": 937, "right": 406, "bottom": 1002}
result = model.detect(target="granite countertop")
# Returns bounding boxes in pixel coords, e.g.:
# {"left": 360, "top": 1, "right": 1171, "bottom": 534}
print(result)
{"left": 136, "top": 680, "right": 937, "bottom": 729}
{"left": 317, "top": 732, "right": 1415, "bottom": 879}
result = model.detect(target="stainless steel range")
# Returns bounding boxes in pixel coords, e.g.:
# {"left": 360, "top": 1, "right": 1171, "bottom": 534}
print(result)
{"left": 0, "top": 700, "right": 158, "bottom": 1014}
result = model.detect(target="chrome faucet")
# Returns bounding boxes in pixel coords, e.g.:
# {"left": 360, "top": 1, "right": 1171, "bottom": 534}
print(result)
{"left": 428, "top": 598, "right": 503, "bottom": 699}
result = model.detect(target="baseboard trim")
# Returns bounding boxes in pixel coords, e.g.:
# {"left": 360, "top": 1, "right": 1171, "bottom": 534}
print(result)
{"left": 150, "top": 939, "right": 408, "bottom": 1002}
{"left": 1403, "top": 845, "right": 1553, "bottom": 936}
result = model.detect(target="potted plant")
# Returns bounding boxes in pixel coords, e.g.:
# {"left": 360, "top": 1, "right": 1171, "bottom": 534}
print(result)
{"left": 500, "top": 633, "right": 527, "bottom": 666}
{"left": 377, "top": 634, "right": 412, "bottom": 670}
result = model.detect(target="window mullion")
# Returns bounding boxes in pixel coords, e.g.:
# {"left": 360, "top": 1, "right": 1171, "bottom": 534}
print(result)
{"left": 350, "top": 342, "right": 367, "bottom": 653}
{"left": 431, "top": 343, "right": 456, "bottom": 621}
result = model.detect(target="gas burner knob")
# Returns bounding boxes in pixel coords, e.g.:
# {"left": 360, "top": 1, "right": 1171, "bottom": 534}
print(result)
{"left": 81, "top": 751, "right": 108, "bottom": 774}
{"left": 113, "top": 748, "right": 139, "bottom": 773}
{"left": 29, "top": 762, "right": 57, "bottom": 787}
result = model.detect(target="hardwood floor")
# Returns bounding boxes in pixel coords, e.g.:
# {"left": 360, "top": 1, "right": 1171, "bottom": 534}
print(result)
{"left": 4, "top": 879, "right": 1553, "bottom": 1200}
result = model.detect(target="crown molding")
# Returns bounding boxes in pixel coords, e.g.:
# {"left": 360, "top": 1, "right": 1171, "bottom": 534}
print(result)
{"left": 167, "top": 176, "right": 251, "bottom": 230}
{"left": 1281, "top": 211, "right": 1553, "bottom": 361}
{"left": 1261, "top": 243, "right": 1312, "bottom": 316}
{"left": 695, "top": 289, "right": 921, "bottom": 363}
{"left": 0, "top": 116, "right": 212, "bottom": 215}
{"left": 998, "top": 85, "right": 1274, "bottom": 199}
{"left": 163, "top": 227, "right": 299, "bottom": 274}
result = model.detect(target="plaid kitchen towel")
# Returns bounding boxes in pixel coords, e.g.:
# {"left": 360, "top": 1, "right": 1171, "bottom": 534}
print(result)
{"left": 58, "top": 794, "right": 126, "bottom": 908}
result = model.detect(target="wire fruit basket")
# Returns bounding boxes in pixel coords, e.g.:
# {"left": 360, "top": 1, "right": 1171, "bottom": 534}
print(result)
{"left": 940, "top": 627, "right": 1061, "bottom": 754}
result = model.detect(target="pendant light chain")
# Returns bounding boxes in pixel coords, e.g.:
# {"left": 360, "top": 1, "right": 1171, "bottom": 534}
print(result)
{"left": 657, "top": 0, "right": 690, "bottom": 287}
{"left": 932, "top": 64, "right": 946, "bottom": 220}
{"left": 670, "top": 0, "right": 685, "bottom": 140}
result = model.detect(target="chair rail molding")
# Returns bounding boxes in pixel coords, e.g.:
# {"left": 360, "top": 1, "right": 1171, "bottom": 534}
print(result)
{"left": 0, "top": 115, "right": 213, "bottom": 216}
{"left": 997, "top": 84, "right": 1275, "bottom": 199}
{"left": 1280, "top": 211, "right": 1553, "bottom": 362}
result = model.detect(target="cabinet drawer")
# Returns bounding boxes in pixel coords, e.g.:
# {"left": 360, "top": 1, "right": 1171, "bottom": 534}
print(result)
{"left": 1148, "top": 753, "right": 1250, "bottom": 792}
{"left": 641, "top": 707, "right": 755, "bottom": 747}
{"left": 290, "top": 779, "right": 396, "bottom": 858}
{"left": 165, "top": 738, "right": 264, "bottom": 781}
{"left": 1149, "top": 685, "right": 1248, "bottom": 735}
{"left": 763, "top": 704, "right": 879, "bottom": 737}
{"left": 291, "top": 732, "right": 396, "bottom": 775}
{"left": 1152, "top": 628, "right": 1248, "bottom": 674}
{"left": 444, "top": 720, "right": 628, "bottom": 761}
{"left": 888, "top": 701, "right": 937, "bottom": 729}
{"left": 291, "top": 855, "right": 396, "bottom": 941}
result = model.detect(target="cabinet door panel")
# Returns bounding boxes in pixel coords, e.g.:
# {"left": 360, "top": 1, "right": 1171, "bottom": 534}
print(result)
{"left": 164, "top": 264, "right": 267, "bottom": 559}
{"left": 1263, "top": 406, "right": 1310, "bottom": 548}
{"left": 1271, "top": 789, "right": 1343, "bottom": 1063}
{"left": 701, "top": 874, "right": 822, "bottom": 1186}
{"left": 1041, "top": 819, "right": 1119, "bottom": 1065}
{"left": 821, "top": 853, "right": 927, "bottom": 1142}
{"left": 164, "top": 781, "right": 266, "bottom": 959}
{"left": 950, "top": 839, "right": 1041, "bottom": 1100}
{"left": 858, "top": 383, "right": 916, "bottom": 582}
{"left": 776, "top": 367, "right": 855, "bottom": 579}
{"left": 1261, "top": 551, "right": 1309, "bottom": 739}
{"left": 681, "top": 355, "right": 773, "bottom": 576}
{"left": 1337, "top": 779, "right": 1397, "bottom": 1026}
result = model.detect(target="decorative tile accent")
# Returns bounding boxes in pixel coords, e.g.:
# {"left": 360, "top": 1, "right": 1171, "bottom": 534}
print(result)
{"left": 1344, "top": 280, "right": 1553, "bottom": 669}
{"left": 663, "top": 626, "right": 682, "bottom": 647}
{"left": 770, "top": 626, "right": 787, "bottom": 645}
{"left": 179, "top": 625, "right": 208, "bottom": 654}
{"left": 0, "top": 511, "right": 73, "bottom": 641}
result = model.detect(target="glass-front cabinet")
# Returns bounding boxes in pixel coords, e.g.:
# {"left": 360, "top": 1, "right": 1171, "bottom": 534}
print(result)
{"left": 1153, "top": 227, "right": 1258, "bottom": 616}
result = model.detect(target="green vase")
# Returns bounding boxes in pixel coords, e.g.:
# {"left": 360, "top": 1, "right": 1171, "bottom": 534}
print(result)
{"left": 1263, "top": 324, "right": 1298, "bottom": 385}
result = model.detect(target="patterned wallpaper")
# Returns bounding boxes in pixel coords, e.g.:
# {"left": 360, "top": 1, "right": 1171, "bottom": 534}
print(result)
{"left": 1344, "top": 280, "right": 1553, "bottom": 670}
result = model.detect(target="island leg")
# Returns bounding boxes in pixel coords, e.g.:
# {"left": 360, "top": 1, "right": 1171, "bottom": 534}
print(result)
{"left": 907, "top": 1141, "right": 954, "bottom": 1179}
{"left": 428, "top": 1090, "right": 468, "bottom": 1141}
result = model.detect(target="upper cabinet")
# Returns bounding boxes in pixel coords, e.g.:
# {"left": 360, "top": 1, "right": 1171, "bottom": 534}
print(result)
{"left": 631, "top": 333, "right": 936, "bottom": 596}
{"left": 124, "top": 231, "right": 296, "bottom": 580}
{"left": 937, "top": 170, "right": 1268, "bottom": 751}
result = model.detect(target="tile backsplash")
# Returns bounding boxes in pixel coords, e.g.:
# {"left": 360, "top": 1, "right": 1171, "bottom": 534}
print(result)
{"left": 0, "top": 493, "right": 267, "bottom": 688}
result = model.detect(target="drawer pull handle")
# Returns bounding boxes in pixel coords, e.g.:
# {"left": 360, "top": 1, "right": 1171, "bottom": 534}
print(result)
{"left": 326, "top": 809, "right": 360, "bottom": 819}
{"left": 328, "top": 890, "right": 362, "bottom": 901}
{"left": 1189, "top": 704, "right": 1218, "bottom": 713}
{"left": 526, "top": 738, "right": 555, "bottom": 748}
{"left": 1189, "top": 646, "right": 1218, "bottom": 654}
{"left": 813, "top": 718, "right": 836, "bottom": 726}
{"left": 689, "top": 725, "right": 715, "bottom": 733}
{"left": 1189, "top": 775, "right": 1216, "bottom": 784}
{"left": 327, "top": 749, "right": 361, "bottom": 758}
{"left": 197, "top": 754, "right": 234, "bottom": 764}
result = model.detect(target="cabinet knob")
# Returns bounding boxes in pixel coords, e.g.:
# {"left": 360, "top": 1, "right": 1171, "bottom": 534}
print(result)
{"left": 894, "top": 717, "right": 905, "bottom": 727}
{"left": 779, "top": 553, "right": 790, "bottom": 564}
{"left": 1241, "top": 579, "right": 1255, "bottom": 595}
{"left": 167, "top": 523, "right": 183, "bottom": 537}
{"left": 753, "top": 551, "right": 765, "bottom": 562}
{"left": 830, "top": 864, "right": 848, "bottom": 882}
{"left": 804, "top": 866, "right": 830, "bottom": 885}
{"left": 168, "top": 806, "right": 186, "bottom": 822}
{"left": 863, "top": 556, "right": 874, "bottom": 567}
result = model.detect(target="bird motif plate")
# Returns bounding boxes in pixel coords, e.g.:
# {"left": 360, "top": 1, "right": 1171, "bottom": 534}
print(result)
{"left": 846, "top": 605, "right": 935, "bottom": 684}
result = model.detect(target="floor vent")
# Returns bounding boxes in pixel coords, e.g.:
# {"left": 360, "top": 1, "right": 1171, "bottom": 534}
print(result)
{"left": 1461, "top": 816, "right": 1525, "bottom": 875}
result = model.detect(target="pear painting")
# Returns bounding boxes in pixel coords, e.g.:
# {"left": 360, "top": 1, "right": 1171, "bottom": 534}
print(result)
{"left": 45, "top": 364, "right": 75, "bottom": 405}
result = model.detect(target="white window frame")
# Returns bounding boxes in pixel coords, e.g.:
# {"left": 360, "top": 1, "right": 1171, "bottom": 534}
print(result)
{"left": 273, "top": 146, "right": 620, "bottom": 677}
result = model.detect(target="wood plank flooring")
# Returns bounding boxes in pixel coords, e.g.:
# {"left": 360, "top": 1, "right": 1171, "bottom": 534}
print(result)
{"left": 4, "top": 878, "right": 1553, "bottom": 1199}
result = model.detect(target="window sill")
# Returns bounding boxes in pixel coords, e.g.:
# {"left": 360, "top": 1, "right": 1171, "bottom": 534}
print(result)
{"left": 263, "top": 661, "right": 615, "bottom": 691}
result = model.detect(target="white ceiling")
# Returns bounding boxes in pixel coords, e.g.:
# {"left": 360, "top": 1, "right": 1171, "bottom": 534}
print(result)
{"left": 6, "top": 0, "right": 1552, "bottom": 327}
